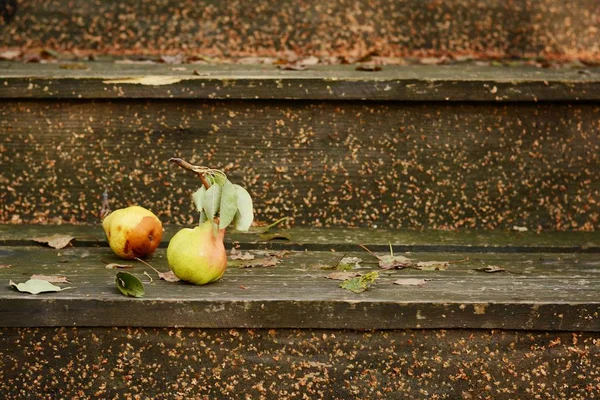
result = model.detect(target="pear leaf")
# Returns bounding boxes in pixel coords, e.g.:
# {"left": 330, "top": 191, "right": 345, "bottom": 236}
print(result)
{"left": 10, "top": 279, "right": 71, "bottom": 294}
{"left": 204, "top": 184, "right": 222, "bottom": 223}
{"left": 219, "top": 180, "right": 238, "bottom": 229}
{"left": 199, "top": 210, "right": 208, "bottom": 225}
{"left": 116, "top": 272, "right": 145, "bottom": 298}
{"left": 232, "top": 184, "right": 254, "bottom": 231}
{"left": 212, "top": 173, "right": 228, "bottom": 186}
{"left": 192, "top": 186, "right": 206, "bottom": 212}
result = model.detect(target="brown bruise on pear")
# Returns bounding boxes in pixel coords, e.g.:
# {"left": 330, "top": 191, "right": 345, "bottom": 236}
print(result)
{"left": 123, "top": 216, "right": 163, "bottom": 259}
{"left": 103, "top": 207, "right": 163, "bottom": 260}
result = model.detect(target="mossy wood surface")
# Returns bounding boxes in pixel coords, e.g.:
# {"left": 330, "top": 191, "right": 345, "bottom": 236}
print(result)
{"left": 0, "top": 63, "right": 599, "bottom": 101}
{"left": 0, "top": 226, "right": 598, "bottom": 331}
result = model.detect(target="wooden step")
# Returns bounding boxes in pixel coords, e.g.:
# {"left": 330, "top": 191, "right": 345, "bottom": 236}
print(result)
{"left": 1, "top": 62, "right": 599, "bottom": 230}
{"left": 0, "top": 225, "right": 598, "bottom": 398}
{"left": 1, "top": 224, "right": 599, "bottom": 331}
{"left": 1, "top": 0, "right": 598, "bottom": 62}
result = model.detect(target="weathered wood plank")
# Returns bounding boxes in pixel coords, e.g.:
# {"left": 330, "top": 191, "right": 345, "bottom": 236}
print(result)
{"left": 1, "top": 224, "right": 599, "bottom": 253}
{"left": 1, "top": 100, "right": 598, "bottom": 230}
{"left": 0, "top": 247, "right": 598, "bottom": 330}
{"left": 1, "top": 327, "right": 598, "bottom": 399}
{"left": 1, "top": 0, "right": 598, "bottom": 61}
{"left": 0, "top": 63, "right": 599, "bottom": 101}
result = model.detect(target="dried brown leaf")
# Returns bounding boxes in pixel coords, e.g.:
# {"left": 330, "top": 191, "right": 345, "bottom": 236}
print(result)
{"left": 415, "top": 261, "right": 449, "bottom": 271}
{"left": 356, "top": 62, "right": 382, "bottom": 72}
{"left": 158, "top": 270, "right": 180, "bottom": 282}
{"left": 0, "top": 264, "right": 12, "bottom": 269}
{"left": 105, "top": 263, "right": 134, "bottom": 269}
{"left": 0, "top": 49, "right": 21, "bottom": 60}
{"left": 238, "top": 257, "right": 279, "bottom": 268}
{"left": 324, "top": 272, "right": 362, "bottom": 281}
{"left": 474, "top": 266, "right": 506, "bottom": 273}
{"left": 30, "top": 274, "right": 70, "bottom": 284}
{"left": 230, "top": 248, "right": 255, "bottom": 260}
{"left": 393, "top": 278, "right": 430, "bottom": 286}
{"left": 378, "top": 254, "right": 413, "bottom": 270}
{"left": 160, "top": 54, "right": 185, "bottom": 64}
{"left": 277, "top": 62, "right": 308, "bottom": 71}
{"left": 32, "top": 234, "right": 75, "bottom": 249}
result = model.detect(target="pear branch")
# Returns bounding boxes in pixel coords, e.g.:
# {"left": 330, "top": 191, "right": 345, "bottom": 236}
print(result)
{"left": 169, "top": 157, "right": 210, "bottom": 189}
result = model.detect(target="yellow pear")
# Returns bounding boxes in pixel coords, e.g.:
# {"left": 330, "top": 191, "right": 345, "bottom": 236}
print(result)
{"left": 167, "top": 221, "right": 227, "bottom": 285}
{"left": 102, "top": 206, "right": 163, "bottom": 259}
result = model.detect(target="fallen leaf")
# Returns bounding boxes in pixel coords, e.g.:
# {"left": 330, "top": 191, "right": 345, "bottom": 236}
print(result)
{"left": 474, "top": 266, "right": 506, "bottom": 273}
{"left": 116, "top": 272, "right": 145, "bottom": 298}
{"left": 159, "top": 54, "right": 185, "bottom": 64}
{"left": 258, "top": 232, "right": 291, "bottom": 241}
{"left": 340, "top": 271, "right": 379, "bottom": 294}
{"left": 394, "top": 278, "right": 430, "bottom": 286}
{"left": 378, "top": 254, "right": 413, "bottom": 270}
{"left": 103, "top": 76, "right": 185, "bottom": 86}
{"left": 230, "top": 248, "right": 255, "bottom": 260}
{"left": 158, "top": 270, "right": 180, "bottom": 282}
{"left": 237, "top": 257, "right": 279, "bottom": 268}
{"left": 32, "top": 234, "right": 75, "bottom": 249}
{"left": 299, "top": 56, "right": 320, "bottom": 66}
{"left": 512, "top": 226, "right": 529, "bottom": 232}
{"left": 0, "top": 264, "right": 12, "bottom": 269}
{"left": 325, "top": 272, "right": 362, "bottom": 281}
{"left": 0, "top": 49, "right": 21, "bottom": 60}
{"left": 105, "top": 263, "right": 134, "bottom": 269}
{"left": 240, "top": 285, "right": 248, "bottom": 289}
{"left": 414, "top": 261, "right": 449, "bottom": 271}
{"left": 419, "top": 56, "right": 449, "bottom": 65}
{"left": 356, "top": 62, "right": 382, "bottom": 71}
{"left": 277, "top": 62, "right": 308, "bottom": 71}
{"left": 30, "top": 274, "right": 69, "bottom": 283}
{"left": 114, "top": 59, "right": 157, "bottom": 65}
{"left": 10, "top": 279, "right": 71, "bottom": 294}
{"left": 360, "top": 244, "right": 413, "bottom": 270}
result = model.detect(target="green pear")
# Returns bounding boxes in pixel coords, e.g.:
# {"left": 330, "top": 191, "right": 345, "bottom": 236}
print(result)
{"left": 167, "top": 221, "right": 227, "bottom": 285}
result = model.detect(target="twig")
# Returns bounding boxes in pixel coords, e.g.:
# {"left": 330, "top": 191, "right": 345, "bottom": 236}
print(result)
{"left": 134, "top": 257, "right": 160, "bottom": 274}
{"left": 143, "top": 271, "right": 154, "bottom": 283}
{"left": 358, "top": 244, "right": 377, "bottom": 257}
{"left": 169, "top": 157, "right": 210, "bottom": 189}
{"left": 262, "top": 217, "right": 290, "bottom": 232}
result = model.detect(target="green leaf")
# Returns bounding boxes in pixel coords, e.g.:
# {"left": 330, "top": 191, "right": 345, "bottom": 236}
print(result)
{"left": 10, "top": 279, "right": 71, "bottom": 294}
{"left": 192, "top": 186, "right": 206, "bottom": 212}
{"left": 116, "top": 272, "right": 145, "bottom": 298}
{"left": 233, "top": 184, "right": 253, "bottom": 231}
{"left": 213, "top": 173, "right": 228, "bottom": 186}
{"left": 339, "top": 271, "right": 379, "bottom": 294}
{"left": 204, "top": 184, "right": 222, "bottom": 223}
{"left": 199, "top": 210, "right": 208, "bottom": 224}
{"left": 219, "top": 180, "right": 238, "bottom": 229}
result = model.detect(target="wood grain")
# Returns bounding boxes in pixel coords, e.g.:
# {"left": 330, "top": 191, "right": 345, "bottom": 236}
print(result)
{"left": 0, "top": 246, "right": 598, "bottom": 331}
{"left": 1, "top": 99, "right": 598, "bottom": 230}
{"left": 0, "top": 63, "right": 599, "bottom": 101}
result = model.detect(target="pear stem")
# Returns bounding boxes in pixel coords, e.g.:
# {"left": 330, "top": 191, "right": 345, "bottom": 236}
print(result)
{"left": 169, "top": 157, "right": 210, "bottom": 189}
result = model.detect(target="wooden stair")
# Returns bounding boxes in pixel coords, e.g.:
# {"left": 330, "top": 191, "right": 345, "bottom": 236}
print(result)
{"left": 0, "top": 1, "right": 599, "bottom": 397}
